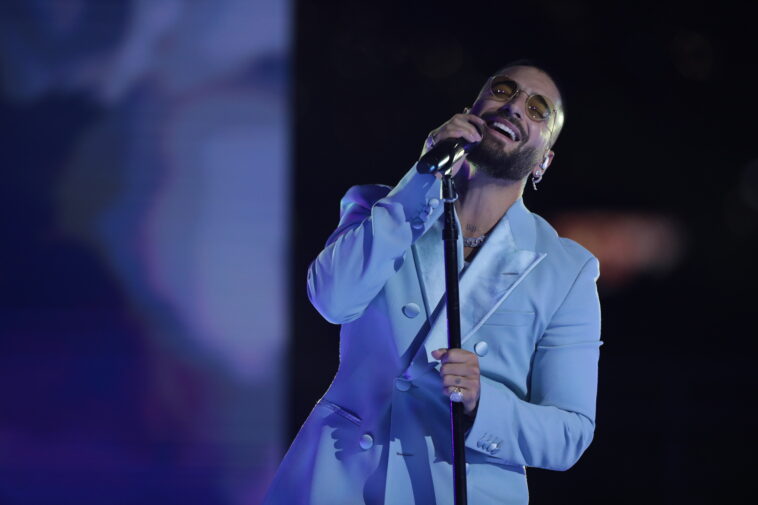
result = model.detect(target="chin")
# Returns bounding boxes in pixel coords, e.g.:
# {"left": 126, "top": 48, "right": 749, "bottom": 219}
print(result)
{"left": 468, "top": 140, "right": 538, "bottom": 182}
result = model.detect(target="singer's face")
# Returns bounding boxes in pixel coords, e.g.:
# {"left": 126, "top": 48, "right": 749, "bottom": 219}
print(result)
{"left": 467, "top": 66, "right": 564, "bottom": 181}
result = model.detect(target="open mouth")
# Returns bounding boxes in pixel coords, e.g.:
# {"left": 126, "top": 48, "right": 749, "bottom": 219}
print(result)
{"left": 486, "top": 120, "right": 521, "bottom": 142}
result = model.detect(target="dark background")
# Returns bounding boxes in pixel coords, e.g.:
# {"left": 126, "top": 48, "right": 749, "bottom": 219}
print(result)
{"left": 291, "top": 1, "right": 757, "bottom": 503}
{"left": 1, "top": 0, "right": 756, "bottom": 503}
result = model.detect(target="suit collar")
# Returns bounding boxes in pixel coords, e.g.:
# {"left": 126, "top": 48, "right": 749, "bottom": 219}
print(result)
{"left": 504, "top": 197, "right": 538, "bottom": 252}
{"left": 409, "top": 197, "right": 546, "bottom": 376}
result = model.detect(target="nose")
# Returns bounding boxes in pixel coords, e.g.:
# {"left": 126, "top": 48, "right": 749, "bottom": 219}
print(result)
{"left": 498, "top": 97, "right": 523, "bottom": 120}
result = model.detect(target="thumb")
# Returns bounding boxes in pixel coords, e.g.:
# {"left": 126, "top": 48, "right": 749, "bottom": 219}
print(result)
{"left": 431, "top": 348, "right": 448, "bottom": 359}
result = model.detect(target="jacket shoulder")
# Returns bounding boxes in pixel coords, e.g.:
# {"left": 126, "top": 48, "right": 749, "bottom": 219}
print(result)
{"left": 532, "top": 213, "right": 597, "bottom": 269}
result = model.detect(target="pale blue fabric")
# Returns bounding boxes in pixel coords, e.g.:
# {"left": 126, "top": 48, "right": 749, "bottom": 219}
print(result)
{"left": 263, "top": 164, "right": 602, "bottom": 505}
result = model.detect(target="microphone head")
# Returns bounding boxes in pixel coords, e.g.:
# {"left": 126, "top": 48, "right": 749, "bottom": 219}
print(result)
{"left": 416, "top": 138, "right": 476, "bottom": 174}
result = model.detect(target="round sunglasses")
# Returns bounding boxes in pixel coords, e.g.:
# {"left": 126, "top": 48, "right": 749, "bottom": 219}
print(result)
{"left": 488, "top": 75, "right": 555, "bottom": 123}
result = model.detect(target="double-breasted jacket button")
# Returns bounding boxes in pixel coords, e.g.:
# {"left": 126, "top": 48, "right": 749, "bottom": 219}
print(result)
{"left": 402, "top": 303, "right": 421, "bottom": 319}
{"left": 428, "top": 197, "right": 440, "bottom": 209}
{"left": 395, "top": 378, "right": 411, "bottom": 391}
{"left": 359, "top": 433, "right": 374, "bottom": 450}
{"left": 474, "top": 341, "right": 489, "bottom": 357}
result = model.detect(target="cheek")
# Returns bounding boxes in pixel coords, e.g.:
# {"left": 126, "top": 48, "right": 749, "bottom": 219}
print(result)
{"left": 525, "top": 127, "right": 551, "bottom": 152}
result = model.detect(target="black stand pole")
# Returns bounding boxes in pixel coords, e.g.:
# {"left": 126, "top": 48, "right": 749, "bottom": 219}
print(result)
{"left": 441, "top": 173, "right": 468, "bottom": 505}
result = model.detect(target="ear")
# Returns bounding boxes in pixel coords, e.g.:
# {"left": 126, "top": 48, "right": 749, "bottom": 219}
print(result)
{"left": 534, "top": 150, "right": 554, "bottom": 175}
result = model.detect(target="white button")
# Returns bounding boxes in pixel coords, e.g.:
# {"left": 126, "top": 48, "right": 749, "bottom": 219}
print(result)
{"left": 360, "top": 433, "right": 374, "bottom": 450}
{"left": 411, "top": 219, "right": 424, "bottom": 230}
{"left": 402, "top": 303, "right": 420, "bottom": 318}
{"left": 474, "top": 341, "right": 489, "bottom": 357}
{"left": 428, "top": 198, "right": 440, "bottom": 208}
{"left": 395, "top": 378, "right": 411, "bottom": 391}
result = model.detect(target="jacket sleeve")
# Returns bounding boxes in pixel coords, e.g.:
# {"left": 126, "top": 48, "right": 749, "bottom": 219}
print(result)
{"left": 307, "top": 164, "right": 443, "bottom": 324}
{"left": 464, "top": 256, "right": 602, "bottom": 471}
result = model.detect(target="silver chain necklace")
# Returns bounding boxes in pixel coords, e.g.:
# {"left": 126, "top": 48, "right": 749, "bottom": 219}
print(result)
{"left": 463, "top": 234, "right": 487, "bottom": 248}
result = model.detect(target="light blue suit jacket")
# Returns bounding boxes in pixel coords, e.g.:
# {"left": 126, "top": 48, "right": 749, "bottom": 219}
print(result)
{"left": 263, "top": 164, "right": 602, "bottom": 505}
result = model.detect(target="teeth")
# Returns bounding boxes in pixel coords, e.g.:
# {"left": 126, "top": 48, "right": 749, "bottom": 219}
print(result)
{"left": 491, "top": 122, "right": 517, "bottom": 141}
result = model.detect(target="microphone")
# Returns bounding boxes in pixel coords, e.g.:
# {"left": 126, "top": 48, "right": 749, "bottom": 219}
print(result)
{"left": 416, "top": 137, "right": 478, "bottom": 175}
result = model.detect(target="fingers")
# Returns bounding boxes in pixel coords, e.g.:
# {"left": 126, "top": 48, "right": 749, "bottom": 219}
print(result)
{"left": 434, "top": 347, "right": 480, "bottom": 413}
{"left": 445, "top": 384, "right": 472, "bottom": 396}
{"left": 440, "top": 359, "right": 479, "bottom": 394}
{"left": 424, "top": 113, "right": 484, "bottom": 153}
{"left": 442, "top": 374, "right": 476, "bottom": 389}
{"left": 438, "top": 113, "right": 483, "bottom": 144}
{"left": 445, "top": 385, "right": 478, "bottom": 414}
{"left": 463, "top": 113, "right": 487, "bottom": 135}
{"left": 446, "top": 385, "right": 467, "bottom": 403}
{"left": 420, "top": 112, "right": 485, "bottom": 178}
{"left": 441, "top": 361, "right": 476, "bottom": 378}
{"left": 433, "top": 348, "right": 477, "bottom": 364}
{"left": 431, "top": 348, "right": 447, "bottom": 360}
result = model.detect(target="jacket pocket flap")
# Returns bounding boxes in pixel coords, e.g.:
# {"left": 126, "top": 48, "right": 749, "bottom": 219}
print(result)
{"left": 317, "top": 398, "right": 362, "bottom": 426}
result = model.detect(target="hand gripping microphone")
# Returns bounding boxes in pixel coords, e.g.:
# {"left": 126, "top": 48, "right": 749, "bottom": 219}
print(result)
{"left": 416, "top": 137, "right": 478, "bottom": 175}
{"left": 416, "top": 117, "right": 484, "bottom": 175}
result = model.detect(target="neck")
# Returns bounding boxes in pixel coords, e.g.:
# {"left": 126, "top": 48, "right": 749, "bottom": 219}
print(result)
{"left": 454, "top": 162, "right": 525, "bottom": 238}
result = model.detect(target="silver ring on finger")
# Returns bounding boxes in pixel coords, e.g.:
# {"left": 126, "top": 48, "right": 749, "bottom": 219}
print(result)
{"left": 450, "top": 387, "right": 464, "bottom": 403}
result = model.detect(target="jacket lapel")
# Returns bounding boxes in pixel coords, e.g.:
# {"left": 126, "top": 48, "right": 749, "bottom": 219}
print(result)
{"left": 411, "top": 211, "right": 464, "bottom": 326}
{"left": 411, "top": 198, "right": 546, "bottom": 371}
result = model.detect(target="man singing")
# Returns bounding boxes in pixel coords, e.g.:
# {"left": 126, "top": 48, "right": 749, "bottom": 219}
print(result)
{"left": 264, "top": 62, "right": 602, "bottom": 505}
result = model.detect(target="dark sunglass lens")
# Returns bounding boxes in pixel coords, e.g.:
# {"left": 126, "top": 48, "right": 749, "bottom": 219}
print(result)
{"left": 491, "top": 77, "right": 518, "bottom": 100}
{"left": 526, "top": 95, "right": 552, "bottom": 121}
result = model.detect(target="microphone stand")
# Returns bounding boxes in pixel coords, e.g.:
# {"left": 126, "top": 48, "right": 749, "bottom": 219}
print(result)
{"left": 417, "top": 138, "right": 472, "bottom": 504}
{"left": 441, "top": 171, "right": 468, "bottom": 505}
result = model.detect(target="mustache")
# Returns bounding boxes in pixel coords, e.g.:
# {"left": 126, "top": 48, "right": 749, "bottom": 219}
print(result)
{"left": 482, "top": 113, "right": 526, "bottom": 141}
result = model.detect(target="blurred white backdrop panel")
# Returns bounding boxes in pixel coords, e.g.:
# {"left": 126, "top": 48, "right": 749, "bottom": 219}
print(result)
{"left": 1, "top": 0, "right": 290, "bottom": 503}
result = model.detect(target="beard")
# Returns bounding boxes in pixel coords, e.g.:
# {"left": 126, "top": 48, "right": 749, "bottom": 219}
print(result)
{"left": 465, "top": 132, "right": 539, "bottom": 182}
